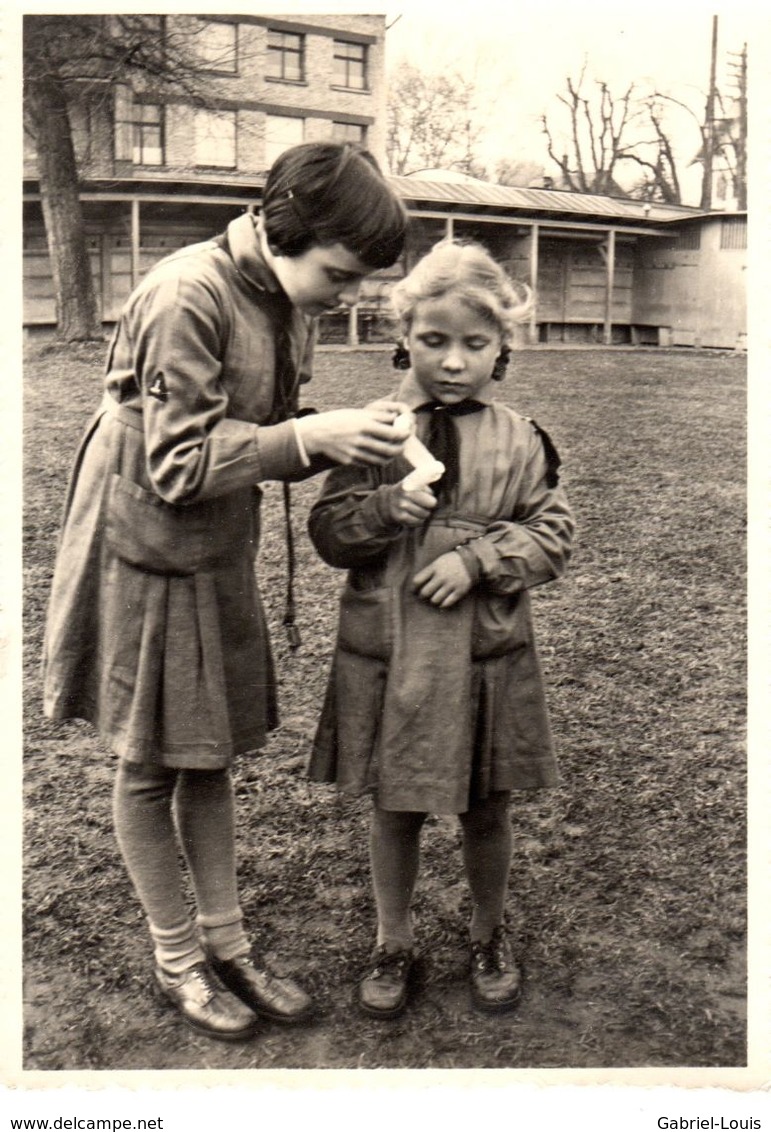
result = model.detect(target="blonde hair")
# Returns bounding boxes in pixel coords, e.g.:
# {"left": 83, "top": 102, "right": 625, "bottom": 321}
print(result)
{"left": 390, "top": 240, "right": 532, "bottom": 348}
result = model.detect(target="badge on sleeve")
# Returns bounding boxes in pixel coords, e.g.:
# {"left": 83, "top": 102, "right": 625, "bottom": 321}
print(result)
{"left": 148, "top": 372, "right": 169, "bottom": 402}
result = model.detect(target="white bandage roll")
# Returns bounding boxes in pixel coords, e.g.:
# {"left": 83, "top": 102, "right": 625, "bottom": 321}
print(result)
{"left": 400, "top": 434, "right": 444, "bottom": 491}
{"left": 392, "top": 410, "right": 444, "bottom": 491}
{"left": 402, "top": 460, "right": 445, "bottom": 492}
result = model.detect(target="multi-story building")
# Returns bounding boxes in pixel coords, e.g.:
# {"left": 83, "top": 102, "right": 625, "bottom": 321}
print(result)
{"left": 23, "top": 13, "right": 746, "bottom": 349}
{"left": 23, "top": 13, "right": 389, "bottom": 326}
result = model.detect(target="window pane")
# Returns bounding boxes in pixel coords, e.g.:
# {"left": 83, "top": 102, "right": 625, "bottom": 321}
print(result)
{"left": 333, "top": 41, "right": 367, "bottom": 89}
{"left": 267, "top": 29, "right": 304, "bottom": 81}
{"left": 196, "top": 20, "right": 237, "bottom": 71}
{"left": 132, "top": 103, "right": 163, "bottom": 165}
{"left": 720, "top": 217, "right": 747, "bottom": 250}
{"left": 195, "top": 109, "right": 236, "bottom": 167}
{"left": 332, "top": 121, "right": 366, "bottom": 144}
{"left": 265, "top": 115, "right": 304, "bottom": 166}
{"left": 137, "top": 105, "right": 160, "bottom": 125}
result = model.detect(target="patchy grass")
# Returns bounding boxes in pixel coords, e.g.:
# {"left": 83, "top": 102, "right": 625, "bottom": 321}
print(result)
{"left": 23, "top": 343, "right": 746, "bottom": 1070}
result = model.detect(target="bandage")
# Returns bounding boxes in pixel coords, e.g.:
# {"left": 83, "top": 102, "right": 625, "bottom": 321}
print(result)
{"left": 392, "top": 412, "right": 445, "bottom": 492}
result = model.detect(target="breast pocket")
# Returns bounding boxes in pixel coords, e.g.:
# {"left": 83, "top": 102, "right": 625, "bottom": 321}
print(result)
{"left": 105, "top": 474, "right": 256, "bottom": 576}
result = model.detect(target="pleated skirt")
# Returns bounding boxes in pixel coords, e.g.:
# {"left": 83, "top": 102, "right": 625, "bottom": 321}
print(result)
{"left": 42, "top": 407, "right": 277, "bottom": 769}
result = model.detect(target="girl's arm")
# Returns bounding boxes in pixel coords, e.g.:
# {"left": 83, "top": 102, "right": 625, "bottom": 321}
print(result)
{"left": 414, "top": 424, "right": 574, "bottom": 607}
{"left": 133, "top": 271, "right": 309, "bottom": 502}
{"left": 454, "top": 425, "right": 575, "bottom": 594}
{"left": 130, "top": 272, "right": 404, "bottom": 504}
{"left": 308, "top": 464, "right": 435, "bottom": 569}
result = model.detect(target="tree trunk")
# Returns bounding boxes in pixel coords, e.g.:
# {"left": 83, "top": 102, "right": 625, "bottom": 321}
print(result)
{"left": 26, "top": 70, "right": 102, "bottom": 342}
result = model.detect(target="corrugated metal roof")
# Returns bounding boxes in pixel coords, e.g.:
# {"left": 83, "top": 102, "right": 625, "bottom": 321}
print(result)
{"left": 388, "top": 175, "right": 704, "bottom": 225}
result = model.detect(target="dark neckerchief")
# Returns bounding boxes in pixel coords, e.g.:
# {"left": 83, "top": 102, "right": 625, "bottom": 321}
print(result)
{"left": 414, "top": 399, "right": 487, "bottom": 502}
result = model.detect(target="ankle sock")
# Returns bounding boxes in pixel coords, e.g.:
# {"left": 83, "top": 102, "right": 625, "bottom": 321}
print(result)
{"left": 149, "top": 916, "right": 206, "bottom": 974}
{"left": 197, "top": 909, "right": 251, "bottom": 962}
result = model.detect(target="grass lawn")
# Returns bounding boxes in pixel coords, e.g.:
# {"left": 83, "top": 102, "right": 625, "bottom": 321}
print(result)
{"left": 22, "top": 342, "right": 746, "bottom": 1070}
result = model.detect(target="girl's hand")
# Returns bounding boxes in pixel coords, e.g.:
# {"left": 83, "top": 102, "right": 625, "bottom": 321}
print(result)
{"left": 296, "top": 404, "right": 408, "bottom": 466}
{"left": 386, "top": 484, "right": 437, "bottom": 527}
{"left": 413, "top": 551, "right": 474, "bottom": 608}
{"left": 364, "top": 399, "right": 412, "bottom": 425}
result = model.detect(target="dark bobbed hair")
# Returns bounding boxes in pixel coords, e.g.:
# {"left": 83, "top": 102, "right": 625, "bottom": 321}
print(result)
{"left": 261, "top": 142, "right": 408, "bottom": 269}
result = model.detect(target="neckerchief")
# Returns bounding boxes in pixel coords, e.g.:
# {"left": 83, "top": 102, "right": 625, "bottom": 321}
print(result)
{"left": 414, "top": 399, "right": 486, "bottom": 502}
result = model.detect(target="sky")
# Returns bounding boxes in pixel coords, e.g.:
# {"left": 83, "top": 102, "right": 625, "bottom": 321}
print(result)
{"left": 381, "top": 1, "right": 761, "bottom": 200}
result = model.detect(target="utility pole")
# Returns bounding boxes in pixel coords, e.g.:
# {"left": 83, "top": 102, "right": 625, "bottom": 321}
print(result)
{"left": 727, "top": 42, "right": 748, "bottom": 209}
{"left": 700, "top": 14, "right": 718, "bottom": 210}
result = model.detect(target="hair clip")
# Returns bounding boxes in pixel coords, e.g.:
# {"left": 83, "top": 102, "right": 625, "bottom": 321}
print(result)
{"left": 284, "top": 188, "right": 294, "bottom": 200}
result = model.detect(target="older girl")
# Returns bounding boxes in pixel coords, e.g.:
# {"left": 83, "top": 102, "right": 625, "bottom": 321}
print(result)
{"left": 43, "top": 143, "right": 409, "bottom": 1042}
{"left": 308, "top": 240, "right": 574, "bottom": 1018}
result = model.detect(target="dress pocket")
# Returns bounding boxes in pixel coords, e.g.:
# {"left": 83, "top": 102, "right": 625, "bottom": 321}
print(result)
{"left": 337, "top": 584, "right": 393, "bottom": 660}
{"left": 471, "top": 591, "right": 530, "bottom": 660}
{"left": 105, "top": 474, "right": 255, "bottom": 576}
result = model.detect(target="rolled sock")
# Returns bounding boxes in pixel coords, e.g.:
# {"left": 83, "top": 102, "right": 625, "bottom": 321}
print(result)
{"left": 197, "top": 909, "right": 251, "bottom": 962}
{"left": 149, "top": 917, "right": 206, "bottom": 975}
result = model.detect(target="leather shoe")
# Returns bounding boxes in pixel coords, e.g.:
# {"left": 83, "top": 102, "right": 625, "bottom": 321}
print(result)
{"left": 154, "top": 962, "right": 259, "bottom": 1041}
{"left": 358, "top": 945, "right": 413, "bottom": 1019}
{"left": 210, "top": 954, "right": 316, "bottom": 1024}
{"left": 469, "top": 926, "right": 522, "bottom": 1014}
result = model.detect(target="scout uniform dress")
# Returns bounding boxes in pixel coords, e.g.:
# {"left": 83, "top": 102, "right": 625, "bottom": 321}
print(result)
{"left": 43, "top": 213, "right": 319, "bottom": 769}
{"left": 308, "top": 371, "right": 575, "bottom": 814}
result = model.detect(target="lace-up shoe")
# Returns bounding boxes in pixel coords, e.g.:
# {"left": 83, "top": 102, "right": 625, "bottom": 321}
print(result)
{"left": 469, "top": 926, "right": 522, "bottom": 1014}
{"left": 210, "top": 954, "right": 316, "bottom": 1024}
{"left": 154, "top": 961, "right": 259, "bottom": 1041}
{"left": 358, "top": 945, "right": 414, "bottom": 1018}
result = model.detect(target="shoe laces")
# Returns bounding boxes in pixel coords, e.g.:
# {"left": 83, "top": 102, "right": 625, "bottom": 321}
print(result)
{"left": 185, "top": 962, "right": 220, "bottom": 1001}
{"left": 370, "top": 946, "right": 411, "bottom": 979}
{"left": 471, "top": 927, "right": 509, "bottom": 974}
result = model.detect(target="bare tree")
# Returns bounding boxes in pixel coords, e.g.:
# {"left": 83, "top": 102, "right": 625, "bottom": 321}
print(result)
{"left": 540, "top": 63, "right": 650, "bottom": 197}
{"left": 23, "top": 15, "right": 238, "bottom": 342}
{"left": 622, "top": 95, "right": 683, "bottom": 203}
{"left": 386, "top": 62, "right": 484, "bottom": 177}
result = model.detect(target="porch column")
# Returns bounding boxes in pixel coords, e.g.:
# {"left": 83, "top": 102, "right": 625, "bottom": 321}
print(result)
{"left": 603, "top": 227, "right": 616, "bottom": 345}
{"left": 528, "top": 224, "right": 539, "bottom": 345}
{"left": 445, "top": 216, "right": 454, "bottom": 241}
{"left": 99, "top": 234, "right": 111, "bottom": 323}
{"left": 348, "top": 304, "right": 359, "bottom": 347}
{"left": 130, "top": 198, "right": 140, "bottom": 289}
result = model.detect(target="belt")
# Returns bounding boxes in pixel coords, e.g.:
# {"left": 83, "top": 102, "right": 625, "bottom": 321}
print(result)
{"left": 100, "top": 392, "right": 143, "bottom": 432}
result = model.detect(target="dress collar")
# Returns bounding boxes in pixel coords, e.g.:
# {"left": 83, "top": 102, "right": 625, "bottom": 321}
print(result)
{"left": 225, "top": 212, "right": 283, "bottom": 294}
{"left": 396, "top": 370, "right": 496, "bottom": 410}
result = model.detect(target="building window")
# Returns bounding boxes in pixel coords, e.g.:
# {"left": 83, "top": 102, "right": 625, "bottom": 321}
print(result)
{"left": 720, "top": 217, "right": 747, "bottom": 250}
{"left": 265, "top": 114, "right": 304, "bottom": 166}
{"left": 195, "top": 109, "right": 236, "bottom": 168}
{"left": 114, "top": 84, "right": 133, "bottom": 162}
{"left": 267, "top": 29, "right": 305, "bottom": 82}
{"left": 133, "top": 103, "right": 164, "bottom": 165}
{"left": 332, "top": 121, "right": 367, "bottom": 145}
{"left": 195, "top": 19, "right": 237, "bottom": 72}
{"left": 674, "top": 226, "right": 701, "bottom": 250}
{"left": 333, "top": 40, "right": 368, "bottom": 90}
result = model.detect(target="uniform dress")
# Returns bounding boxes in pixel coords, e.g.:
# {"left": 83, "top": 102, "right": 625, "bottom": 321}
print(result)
{"left": 308, "top": 371, "right": 575, "bottom": 814}
{"left": 43, "top": 212, "right": 322, "bottom": 769}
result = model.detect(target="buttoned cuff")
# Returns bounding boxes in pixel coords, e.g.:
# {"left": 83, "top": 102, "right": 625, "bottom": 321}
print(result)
{"left": 455, "top": 541, "right": 483, "bottom": 585}
{"left": 253, "top": 418, "right": 310, "bottom": 481}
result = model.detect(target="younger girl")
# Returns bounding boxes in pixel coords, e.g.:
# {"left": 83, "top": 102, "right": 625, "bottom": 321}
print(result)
{"left": 308, "top": 241, "right": 575, "bottom": 1017}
